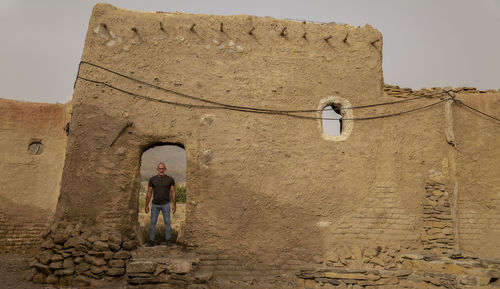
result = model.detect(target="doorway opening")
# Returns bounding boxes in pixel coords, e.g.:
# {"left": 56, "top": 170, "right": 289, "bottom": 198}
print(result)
{"left": 138, "top": 144, "right": 186, "bottom": 245}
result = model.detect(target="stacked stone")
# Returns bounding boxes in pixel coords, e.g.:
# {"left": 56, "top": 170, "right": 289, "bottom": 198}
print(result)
{"left": 298, "top": 267, "right": 412, "bottom": 288}
{"left": 297, "top": 248, "right": 500, "bottom": 288}
{"left": 422, "top": 180, "right": 455, "bottom": 254}
{"left": 322, "top": 246, "right": 405, "bottom": 270}
{"left": 126, "top": 257, "right": 211, "bottom": 288}
{"left": 26, "top": 221, "right": 136, "bottom": 286}
{"left": 383, "top": 84, "right": 413, "bottom": 97}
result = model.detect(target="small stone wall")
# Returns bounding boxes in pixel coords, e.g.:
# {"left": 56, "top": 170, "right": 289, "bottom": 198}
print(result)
{"left": 421, "top": 177, "right": 456, "bottom": 254}
{"left": 297, "top": 246, "right": 500, "bottom": 288}
{"left": 26, "top": 221, "right": 136, "bottom": 286}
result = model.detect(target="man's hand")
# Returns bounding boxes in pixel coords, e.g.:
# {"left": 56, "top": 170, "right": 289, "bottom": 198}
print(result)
{"left": 145, "top": 205, "right": 149, "bottom": 214}
{"left": 172, "top": 204, "right": 176, "bottom": 214}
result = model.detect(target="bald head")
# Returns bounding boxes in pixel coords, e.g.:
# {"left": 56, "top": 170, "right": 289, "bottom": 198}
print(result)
{"left": 157, "top": 162, "right": 166, "bottom": 176}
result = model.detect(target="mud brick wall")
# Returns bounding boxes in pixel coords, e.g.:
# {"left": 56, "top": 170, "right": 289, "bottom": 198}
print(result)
{"left": 0, "top": 212, "right": 51, "bottom": 253}
{"left": 0, "top": 98, "right": 70, "bottom": 252}
{"left": 454, "top": 92, "right": 500, "bottom": 258}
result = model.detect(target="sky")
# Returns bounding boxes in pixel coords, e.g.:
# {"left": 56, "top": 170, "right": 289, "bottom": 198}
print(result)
{"left": 0, "top": 0, "right": 499, "bottom": 104}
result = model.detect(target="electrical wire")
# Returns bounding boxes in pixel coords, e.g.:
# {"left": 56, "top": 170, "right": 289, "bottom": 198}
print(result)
{"left": 76, "top": 75, "right": 450, "bottom": 121}
{"left": 456, "top": 100, "right": 500, "bottom": 122}
{"left": 77, "top": 61, "right": 446, "bottom": 113}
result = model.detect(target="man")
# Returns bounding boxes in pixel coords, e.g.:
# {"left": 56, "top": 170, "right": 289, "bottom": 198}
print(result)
{"left": 145, "top": 162, "right": 176, "bottom": 247}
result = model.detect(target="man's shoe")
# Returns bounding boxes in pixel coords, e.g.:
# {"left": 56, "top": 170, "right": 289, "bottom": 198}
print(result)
{"left": 166, "top": 240, "right": 175, "bottom": 247}
{"left": 146, "top": 241, "right": 154, "bottom": 247}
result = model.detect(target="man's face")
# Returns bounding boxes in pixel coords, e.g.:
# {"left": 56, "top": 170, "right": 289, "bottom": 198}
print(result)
{"left": 157, "top": 164, "right": 166, "bottom": 176}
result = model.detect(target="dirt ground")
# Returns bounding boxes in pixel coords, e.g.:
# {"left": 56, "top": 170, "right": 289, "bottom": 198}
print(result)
{"left": 0, "top": 253, "right": 48, "bottom": 289}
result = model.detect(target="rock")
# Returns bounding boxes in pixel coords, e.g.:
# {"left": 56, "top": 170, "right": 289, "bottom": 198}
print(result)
{"left": 59, "top": 275, "right": 74, "bottom": 286}
{"left": 81, "top": 270, "right": 101, "bottom": 279}
{"left": 53, "top": 231, "right": 70, "bottom": 245}
{"left": 93, "top": 240, "right": 109, "bottom": 251}
{"left": 107, "top": 267, "right": 125, "bottom": 276}
{"left": 51, "top": 254, "right": 63, "bottom": 262}
{"left": 33, "top": 263, "right": 51, "bottom": 274}
{"left": 114, "top": 250, "right": 131, "bottom": 259}
{"left": 122, "top": 240, "right": 138, "bottom": 250}
{"left": 109, "top": 242, "right": 121, "bottom": 252}
{"left": 88, "top": 250, "right": 106, "bottom": 257}
{"left": 55, "top": 267, "right": 74, "bottom": 276}
{"left": 63, "top": 258, "right": 75, "bottom": 268}
{"left": 74, "top": 256, "right": 83, "bottom": 264}
{"left": 42, "top": 238, "right": 56, "bottom": 249}
{"left": 49, "top": 261, "right": 63, "bottom": 269}
{"left": 84, "top": 255, "right": 107, "bottom": 266}
{"left": 127, "top": 261, "right": 156, "bottom": 273}
{"left": 459, "top": 275, "right": 477, "bottom": 286}
{"left": 37, "top": 250, "right": 53, "bottom": 264}
{"left": 167, "top": 258, "right": 193, "bottom": 274}
{"left": 109, "top": 259, "right": 125, "bottom": 268}
{"left": 194, "top": 270, "right": 213, "bottom": 282}
{"left": 90, "top": 265, "right": 107, "bottom": 274}
{"left": 32, "top": 272, "right": 47, "bottom": 284}
{"left": 487, "top": 269, "right": 500, "bottom": 278}
{"left": 324, "top": 272, "right": 368, "bottom": 280}
{"left": 401, "top": 253, "right": 423, "bottom": 260}
{"left": 87, "top": 234, "right": 99, "bottom": 243}
{"left": 75, "top": 262, "right": 90, "bottom": 273}
{"left": 375, "top": 277, "right": 398, "bottom": 285}
{"left": 109, "top": 232, "right": 122, "bottom": 245}
{"left": 104, "top": 251, "right": 114, "bottom": 260}
{"left": 128, "top": 275, "right": 164, "bottom": 285}
{"left": 46, "top": 274, "right": 59, "bottom": 284}
{"left": 187, "top": 285, "right": 209, "bottom": 289}
{"left": 64, "top": 236, "right": 88, "bottom": 249}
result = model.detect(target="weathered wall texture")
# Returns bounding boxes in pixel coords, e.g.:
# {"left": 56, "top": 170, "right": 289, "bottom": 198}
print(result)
{"left": 0, "top": 98, "right": 70, "bottom": 251}
{"left": 3, "top": 3, "right": 496, "bottom": 287}
{"left": 58, "top": 3, "right": 387, "bottom": 255}
{"left": 453, "top": 92, "right": 500, "bottom": 257}
{"left": 49, "top": 4, "right": 500, "bottom": 262}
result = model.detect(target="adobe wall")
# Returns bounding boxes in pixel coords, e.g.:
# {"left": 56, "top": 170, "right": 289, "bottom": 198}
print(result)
{"left": 54, "top": 3, "right": 454, "bottom": 256}
{"left": 0, "top": 98, "right": 70, "bottom": 252}
{"left": 23, "top": 3, "right": 500, "bottom": 287}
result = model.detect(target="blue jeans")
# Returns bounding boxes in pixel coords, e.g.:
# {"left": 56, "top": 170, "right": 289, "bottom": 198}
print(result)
{"left": 149, "top": 203, "right": 171, "bottom": 242}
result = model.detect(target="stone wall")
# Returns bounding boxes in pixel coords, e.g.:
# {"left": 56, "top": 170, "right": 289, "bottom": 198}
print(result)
{"left": 0, "top": 98, "right": 70, "bottom": 252}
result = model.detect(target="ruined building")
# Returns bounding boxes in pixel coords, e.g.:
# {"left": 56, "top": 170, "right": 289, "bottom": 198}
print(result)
{"left": 1, "top": 3, "right": 499, "bottom": 288}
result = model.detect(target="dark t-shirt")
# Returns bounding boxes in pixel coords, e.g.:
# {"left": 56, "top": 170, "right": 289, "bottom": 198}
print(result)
{"left": 148, "top": 175, "right": 175, "bottom": 205}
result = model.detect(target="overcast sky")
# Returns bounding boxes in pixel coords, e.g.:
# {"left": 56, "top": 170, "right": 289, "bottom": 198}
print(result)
{"left": 0, "top": 0, "right": 499, "bottom": 104}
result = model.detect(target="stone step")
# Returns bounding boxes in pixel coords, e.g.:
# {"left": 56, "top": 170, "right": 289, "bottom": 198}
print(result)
{"left": 132, "top": 245, "right": 197, "bottom": 259}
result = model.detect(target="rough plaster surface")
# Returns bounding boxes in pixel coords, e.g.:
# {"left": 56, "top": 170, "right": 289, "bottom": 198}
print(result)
{"left": 0, "top": 98, "right": 69, "bottom": 251}
{"left": 48, "top": 4, "right": 500, "bottom": 262}
{"left": 2, "top": 4, "right": 499, "bottom": 269}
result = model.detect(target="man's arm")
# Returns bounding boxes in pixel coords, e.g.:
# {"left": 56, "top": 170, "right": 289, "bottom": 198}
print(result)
{"left": 145, "top": 186, "right": 153, "bottom": 214}
{"left": 170, "top": 185, "right": 176, "bottom": 214}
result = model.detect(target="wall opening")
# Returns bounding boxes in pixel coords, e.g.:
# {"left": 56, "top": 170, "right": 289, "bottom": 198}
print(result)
{"left": 28, "top": 140, "right": 44, "bottom": 155}
{"left": 317, "top": 96, "right": 353, "bottom": 141}
{"left": 322, "top": 104, "right": 342, "bottom": 136}
{"left": 138, "top": 144, "right": 186, "bottom": 245}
